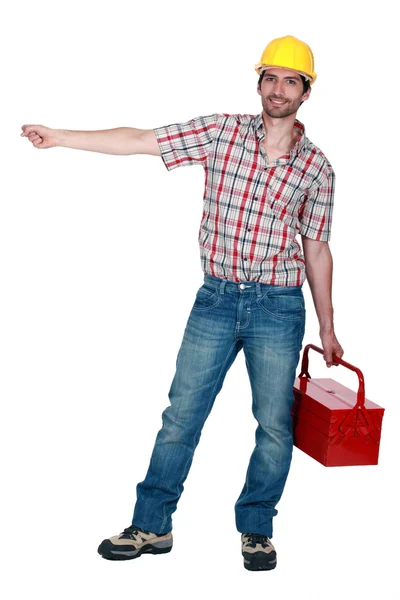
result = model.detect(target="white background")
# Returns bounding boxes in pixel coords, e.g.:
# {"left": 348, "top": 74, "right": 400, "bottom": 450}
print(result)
{"left": 1, "top": 0, "right": 399, "bottom": 598}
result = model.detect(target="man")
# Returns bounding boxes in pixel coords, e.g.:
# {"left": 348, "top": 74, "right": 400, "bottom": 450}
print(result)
{"left": 21, "top": 35, "right": 343, "bottom": 571}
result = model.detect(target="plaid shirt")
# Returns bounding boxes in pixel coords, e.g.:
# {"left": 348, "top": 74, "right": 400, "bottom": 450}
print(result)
{"left": 153, "top": 112, "right": 335, "bottom": 286}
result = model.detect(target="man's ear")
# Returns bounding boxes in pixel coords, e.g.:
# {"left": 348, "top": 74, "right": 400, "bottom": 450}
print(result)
{"left": 257, "top": 84, "right": 261, "bottom": 97}
{"left": 302, "top": 87, "right": 312, "bottom": 102}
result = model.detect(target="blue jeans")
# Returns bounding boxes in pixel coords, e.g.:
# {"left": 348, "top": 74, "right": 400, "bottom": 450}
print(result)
{"left": 131, "top": 274, "right": 306, "bottom": 538}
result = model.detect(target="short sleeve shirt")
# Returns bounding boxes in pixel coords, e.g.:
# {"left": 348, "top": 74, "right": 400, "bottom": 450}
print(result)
{"left": 153, "top": 112, "right": 335, "bottom": 286}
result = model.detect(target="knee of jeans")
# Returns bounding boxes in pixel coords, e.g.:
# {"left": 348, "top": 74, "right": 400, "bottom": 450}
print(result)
{"left": 255, "top": 419, "right": 293, "bottom": 448}
{"left": 160, "top": 405, "right": 203, "bottom": 441}
{"left": 256, "top": 425, "right": 294, "bottom": 465}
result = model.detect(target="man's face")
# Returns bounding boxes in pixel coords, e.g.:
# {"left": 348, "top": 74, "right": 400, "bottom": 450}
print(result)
{"left": 257, "top": 67, "right": 311, "bottom": 119}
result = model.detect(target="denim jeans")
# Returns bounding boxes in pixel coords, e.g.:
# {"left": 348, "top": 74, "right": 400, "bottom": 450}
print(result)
{"left": 131, "top": 274, "right": 306, "bottom": 538}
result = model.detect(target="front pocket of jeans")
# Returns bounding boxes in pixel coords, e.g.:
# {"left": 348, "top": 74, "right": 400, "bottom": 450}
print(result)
{"left": 256, "top": 293, "right": 304, "bottom": 321}
{"left": 192, "top": 285, "right": 222, "bottom": 311}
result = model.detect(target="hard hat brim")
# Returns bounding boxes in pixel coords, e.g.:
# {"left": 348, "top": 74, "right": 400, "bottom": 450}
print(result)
{"left": 255, "top": 63, "right": 317, "bottom": 84}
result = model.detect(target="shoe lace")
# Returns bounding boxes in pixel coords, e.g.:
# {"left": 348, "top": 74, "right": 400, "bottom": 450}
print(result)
{"left": 120, "top": 524, "right": 150, "bottom": 540}
{"left": 244, "top": 533, "right": 271, "bottom": 548}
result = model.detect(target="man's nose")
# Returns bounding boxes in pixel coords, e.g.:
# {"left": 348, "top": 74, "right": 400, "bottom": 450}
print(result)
{"left": 274, "top": 81, "right": 284, "bottom": 95}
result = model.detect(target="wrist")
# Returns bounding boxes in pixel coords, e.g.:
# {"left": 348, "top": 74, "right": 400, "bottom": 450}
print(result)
{"left": 320, "top": 324, "right": 334, "bottom": 334}
{"left": 55, "top": 129, "right": 67, "bottom": 147}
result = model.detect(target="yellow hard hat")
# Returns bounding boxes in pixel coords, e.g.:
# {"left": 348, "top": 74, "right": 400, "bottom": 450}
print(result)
{"left": 255, "top": 35, "right": 317, "bottom": 84}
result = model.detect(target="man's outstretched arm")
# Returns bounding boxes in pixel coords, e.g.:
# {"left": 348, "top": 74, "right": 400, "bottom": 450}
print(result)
{"left": 301, "top": 235, "right": 344, "bottom": 367}
{"left": 21, "top": 124, "right": 161, "bottom": 156}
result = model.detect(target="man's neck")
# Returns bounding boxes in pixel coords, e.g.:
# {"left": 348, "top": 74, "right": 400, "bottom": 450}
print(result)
{"left": 261, "top": 111, "right": 299, "bottom": 150}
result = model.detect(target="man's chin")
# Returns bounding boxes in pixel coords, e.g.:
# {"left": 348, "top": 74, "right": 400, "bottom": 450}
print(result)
{"left": 264, "top": 109, "right": 290, "bottom": 119}
{"left": 263, "top": 105, "right": 297, "bottom": 119}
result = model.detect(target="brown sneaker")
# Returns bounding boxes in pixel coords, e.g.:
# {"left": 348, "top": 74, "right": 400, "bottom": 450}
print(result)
{"left": 98, "top": 524, "right": 173, "bottom": 561}
{"left": 241, "top": 533, "right": 277, "bottom": 571}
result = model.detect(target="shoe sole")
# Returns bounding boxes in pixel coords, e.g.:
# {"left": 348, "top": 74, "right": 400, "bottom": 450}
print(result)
{"left": 243, "top": 551, "right": 277, "bottom": 571}
{"left": 98, "top": 539, "right": 173, "bottom": 561}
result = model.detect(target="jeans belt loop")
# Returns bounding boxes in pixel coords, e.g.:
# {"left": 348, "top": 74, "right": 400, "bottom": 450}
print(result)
{"left": 256, "top": 282, "right": 262, "bottom": 298}
{"left": 220, "top": 279, "right": 226, "bottom": 295}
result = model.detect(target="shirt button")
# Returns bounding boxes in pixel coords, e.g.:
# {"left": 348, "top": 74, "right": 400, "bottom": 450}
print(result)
{"left": 243, "top": 257, "right": 248, "bottom": 261}
{"left": 247, "top": 228, "right": 251, "bottom": 232}
{"left": 254, "top": 197, "right": 258, "bottom": 201}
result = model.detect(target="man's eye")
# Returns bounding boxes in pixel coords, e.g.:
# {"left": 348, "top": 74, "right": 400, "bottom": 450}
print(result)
{"left": 287, "top": 80, "right": 296, "bottom": 84}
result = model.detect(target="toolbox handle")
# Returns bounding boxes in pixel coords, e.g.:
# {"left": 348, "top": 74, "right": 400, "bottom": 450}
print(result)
{"left": 298, "top": 343, "right": 366, "bottom": 407}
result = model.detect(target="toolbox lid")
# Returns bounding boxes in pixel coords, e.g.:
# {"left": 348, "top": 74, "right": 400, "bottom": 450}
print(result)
{"left": 293, "top": 376, "right": 384, "bottom": 420}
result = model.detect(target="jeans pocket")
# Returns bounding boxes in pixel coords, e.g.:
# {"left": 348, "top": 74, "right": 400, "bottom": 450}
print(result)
{"left": 256, "top": 292, "right": 305, "bottom": 321}
{"left": 298, "top": 311, "right": 306, "bottom": 348}
{"left": 192, "top": 284, "right": 222, "bottom": 311}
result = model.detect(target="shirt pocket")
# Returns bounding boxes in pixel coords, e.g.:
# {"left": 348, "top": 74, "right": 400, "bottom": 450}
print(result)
{"left": 267, "top": 185, "right": 304, "bottom": 229}
{"left": 266, "top": 171, "right": 309, "bottom": 230}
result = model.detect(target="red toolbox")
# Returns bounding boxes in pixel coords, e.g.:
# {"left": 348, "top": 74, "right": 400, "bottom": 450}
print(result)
{"left": 291, "top": 344, "right": 384, "bottom": 467}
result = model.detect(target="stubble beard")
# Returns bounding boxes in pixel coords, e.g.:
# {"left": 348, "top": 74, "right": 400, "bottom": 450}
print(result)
{"left": 262, "top": 96, "right": 301, "bottom": 119}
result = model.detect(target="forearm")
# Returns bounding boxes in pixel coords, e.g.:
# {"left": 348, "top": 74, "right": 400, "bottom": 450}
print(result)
{"left": 57, "top": 127, "right": 148, "bottom": 155}
{"left": 304, "top": 245, "right": 334, "bottom": 332}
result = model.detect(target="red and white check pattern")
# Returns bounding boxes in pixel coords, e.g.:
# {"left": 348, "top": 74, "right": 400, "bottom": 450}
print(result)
{"left": 154, "top": 112, "right": 335, "bottom": 286}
